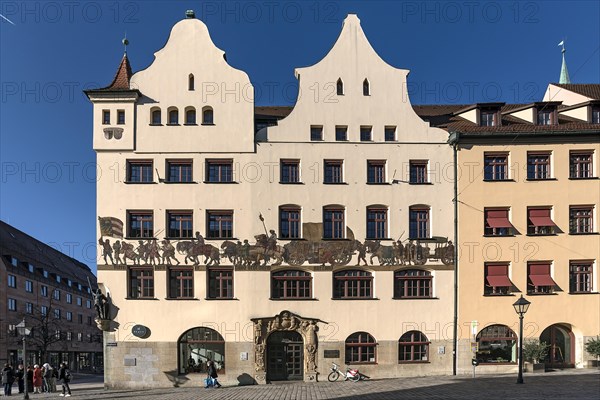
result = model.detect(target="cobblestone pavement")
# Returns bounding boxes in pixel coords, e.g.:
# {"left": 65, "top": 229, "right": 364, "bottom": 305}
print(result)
{"left": 18, "top": 370, "right": 600, "bottom": 400}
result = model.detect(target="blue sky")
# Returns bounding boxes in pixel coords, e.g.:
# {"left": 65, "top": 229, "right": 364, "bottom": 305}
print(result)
{"left": 1, "top": 1, "right": 598, "bottom": 272}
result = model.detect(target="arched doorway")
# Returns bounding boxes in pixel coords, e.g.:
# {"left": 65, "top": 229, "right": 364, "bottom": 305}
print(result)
{"left": 178, "top": 327, "right": 225, "bottom": 374}
{"left": 540, "top": 324, "right": 575, "bottom": 368}
{"left": 267, "top": 331, "right": 304, "bottom": 381}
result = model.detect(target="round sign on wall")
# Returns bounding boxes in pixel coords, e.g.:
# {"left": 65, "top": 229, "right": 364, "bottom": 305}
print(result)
{"left": 132, "top": 325, "right": 149, "bottom": 338}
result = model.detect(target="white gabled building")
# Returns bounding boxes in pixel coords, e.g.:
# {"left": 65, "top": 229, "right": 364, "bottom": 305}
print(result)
{"left": 87, "top": 11, "right": 455, "bottom": 388}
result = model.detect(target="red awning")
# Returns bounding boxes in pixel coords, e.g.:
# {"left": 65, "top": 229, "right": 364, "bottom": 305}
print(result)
{"left": 529, "top": 209, "right": 556, "bottom": 227}
{"left": 487, "top": 216, "right": 513, "bottom": 228}
{"left": 529, "top": 274, "right": 557, "bottom": 287}
{"left": 486, "top": 275, "right": 514, "bottom": 287}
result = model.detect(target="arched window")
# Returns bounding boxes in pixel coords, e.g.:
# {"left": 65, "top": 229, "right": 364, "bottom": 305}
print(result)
{"left": 336, "top": 78, "right": 344, "bottom": 95}
{"left": 363, "top": 78, "right": 370, "bottom": 96}
{"left": 333, "top": 270, "right": 372, "bottom": 299}
{"left": 185, "top": 107, "right": 196, "bottom": 125}
{"left": 394, "top": 269, "right": 432, "bottom": 298}
{"left": 150, "top": 108, "right": 161, "bottom": 125}
{"left": 271, "top": 270, "right": 312, "bottom": 299}
{"left": 202, "top": 106, "right": 214, "bottom": 124}
{"left": 399, "top": 331, "right": 430, "bottom": 362}
{"left": 345, "top": 332, "right": 377, "bottom": 364}
{"left": 178, "top": 327, "right": 225, "bottom": 374}
{"left": 168, "top": 107, "right": 179, "bottom": 125}
{"left": 476, "top": 325, "right": 517, "bottom": 364}
{"left": 188, "top": 74, "right": 195, "bottom": 91}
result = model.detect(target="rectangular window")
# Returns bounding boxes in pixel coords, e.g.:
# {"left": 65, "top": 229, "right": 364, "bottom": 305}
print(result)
{"left": 384, "top": 126, "right": 396, "bottom": 141}
{"left": 78, "top": 314, "right": 83, "bottom": 324}
{"left": 324, "top": 160, "right": 344, "bottom": 184}
{"left": 570, "top": 152, "right": 593, "bottom": 178}
{"left": 167, "top": 211, "right": 193, "bottom": 238}
{"left": 366, "top": 208, "right": 387, "bottom": 239}
{"left": 527, "top": 262, "right": 557, "bottom": 294}
{"left": 7, "top": 274, "right": 16, "bottom": 288}
{"left": 537, "top": 110, "right": 553, "bottom": 125}
{"left": 26, "top": 303, "right": 33, "bottom": 314}
{"left": 53, "top": 289, "right": 61, "bottom": 301}
{"left": 409, "top": 160, "right": 428, "bottom": 184}
{"left": 569, "top": 261, "right": 593, "bottom": 293}
{"left": 335, "top": 126, "right": 348, "bottom": 141}
{"left": 66, "top": 312, "right": 73, "bottom": 321}
{"left": 569, "top": 206, "right": 594, "bottom": 234}
{"left": 271, "top": 271, "right": 312, "bottom": 299}
{"left": 207, "top": 211, "right": 233, "bottom": 239}
{"left": 86, "top": 299, "right": 92, "bottom": 308}
{"left": 592, "top": 107, "right": 600, "bottom": 124}
{"left": 66, "top": 293, "right": 72, "bottom": 304}
{"left": 484, "top": 263, "right": 514, "bottom": 295}
{"left": 367, "top": 160, "right": 386, "bottom": 184}
{"left": 279, "top": 207, "right": 301, "bottom": 239}
{"left": 8, "top": 298, "right": 16, "bottom": 311}
{"left": 208, "top": 268, "right": 234, "bottom": 299}
{"left": 360, "top": 126, "right": 372, "bottom": 141}
{"left": 484, "top": 153, "right": 509, "bottom": 180}
{"left": 323, "top": 208, "right": 345, "bottom": 239}
{"left": 310, "top": 126, "right": 323, "bottom": 141}
{"left": 480, "top": 110, "right": 496, "bottom": 127}
{"left": 333, "top": 270, "right": 372, "bottom": 299}
{"left": 67, "top": 332, "right": 72, "bottom": 341}
{"left": 168, "top": 268, "right": 194, "bottom": 299}
{"left": 167, "top": 160, "right": 193, "bottom": 183}
{"left": 206, "top": 159, "right": 233, "bottom": 183}
{"left": 77, "top": 297, "right": 82, "bottom": 306}
{"left": 117, "top": 110, "right": 125, "bottom": 125}
{"left": 127, "top": 160, "right": 153, "bottom": 183}
{"left": 41, "top": 285, "right": 48, "bottom": 297}
{"left": 87, "top": 316, "right": 92, "bottom": 325}
{"left": 527, "top": 207, "right": 556, "bottom": 235}
{"left": 409, "top": 207, "right": 430, "bottom": 239}
{"left": 527, "top": 152, "right": 551, "bottom": 180}
{"left": 102, "top": 110, "right": 110, "bottom": 125}
{"left": 54, "top": 309, "right": 61, "bottom": 319}
{"left": 77, "top": 333, "right": 83, "bottom": 342}
{"left": 129, "top": 268, "right": 154, "bottom": 299}
{"left": 484, "top": 208, "right": 513, "bottom": 236}
{"left": 280, "top": 159, "right": 300, "bottom": 183}
{"left": 127, "top": 211, "right": 154, "bottom": 238}
{"left": 41, "top": 306, "right": 48, "bottom": 316}
{"left": 394, "top": 270, "right": 433, "bottom": 298}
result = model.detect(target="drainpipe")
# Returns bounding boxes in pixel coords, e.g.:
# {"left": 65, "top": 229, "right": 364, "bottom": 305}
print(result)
{"left": 447, "top": 131, "right": 460, "bottom": 376}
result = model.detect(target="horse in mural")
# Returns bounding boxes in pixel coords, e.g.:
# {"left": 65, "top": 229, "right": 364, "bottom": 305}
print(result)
{"left": 176, "top": 241, "right": 221, "bottom": 266}
{"left": 364, "top": 240, "right": 397, "bottom": 266}
{"left": 121, "top": 242, "right": 139, "bottom": 265}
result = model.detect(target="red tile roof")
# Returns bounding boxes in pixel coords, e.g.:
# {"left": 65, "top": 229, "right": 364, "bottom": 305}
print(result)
{"left": 102, "top": 54, "right": 133, "bottom": 91}
{"left": 551, "top": 84, "right": 600, "bottom": 100}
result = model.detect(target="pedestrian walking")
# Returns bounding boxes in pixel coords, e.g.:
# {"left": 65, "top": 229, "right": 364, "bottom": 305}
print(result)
{"left": 32, "top": 364, "right": 43, "bottom": 394}
{"left": 42, "top": 363, "right": 52, "bottom": 392}
{"left": 15, "top": 364, "right": 24, "bottom": 394}
{"left": 204, "top": 360, "right": 221, "bottom": 388}
{"left": 49, "top": 364, "right": 58, "bottom": 392}
{"left": 58, "top": 362, "right": 72, "bottom": 397}
{"left": 26, "top": 365, "right": 33, "bottom": 394}
{"left": 1, "top": 363, "right": 15, "bottom": 396}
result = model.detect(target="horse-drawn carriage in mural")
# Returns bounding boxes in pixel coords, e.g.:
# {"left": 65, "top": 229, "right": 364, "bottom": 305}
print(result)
{"left": 282, "top": 223, "right": 359, "bottom": 267}
{"left": 410, "top": 236, "right": 454, "bottom": 266}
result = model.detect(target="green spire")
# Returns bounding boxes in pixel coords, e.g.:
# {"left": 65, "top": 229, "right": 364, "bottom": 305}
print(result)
{"left": 559, "top": 42, "right": 570, "bottom": 84}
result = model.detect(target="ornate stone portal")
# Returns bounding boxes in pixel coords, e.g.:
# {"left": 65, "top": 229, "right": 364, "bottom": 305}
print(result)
{"left": 251, "top": 310, "right": 322, "bottom": 383}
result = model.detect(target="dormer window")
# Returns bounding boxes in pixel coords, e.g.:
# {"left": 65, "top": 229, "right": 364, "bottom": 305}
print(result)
{"left": 537, "top": 109, "right": 553, "bottom": 125}
{"left": 336, "top": 78, "right": 344, "bottom": 95}
{"left": 480, "top": 110, "right": 497, "bottom": 127}
{"left": 363, "top": 79, "right": 370, "bottom": 96}
{"left": 592, "top": 106, "right": 600, "bottom": 124}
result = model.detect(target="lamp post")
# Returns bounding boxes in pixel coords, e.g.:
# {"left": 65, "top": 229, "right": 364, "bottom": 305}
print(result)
{"left": 513, "top": 295, "right": 531, "bottom": 384}
{"left": 15, "top": 319, "right": 31, "bottom": 400}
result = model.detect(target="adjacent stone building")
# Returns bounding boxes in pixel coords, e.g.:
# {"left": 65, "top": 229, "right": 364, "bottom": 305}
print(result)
{"left": 87, "top": 13, "right": 456, "bottom": 387}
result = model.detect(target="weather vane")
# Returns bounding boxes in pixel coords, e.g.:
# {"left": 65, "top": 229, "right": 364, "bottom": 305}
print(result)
{"left": 122, "top": 33, "right": 129, "bottom": 54}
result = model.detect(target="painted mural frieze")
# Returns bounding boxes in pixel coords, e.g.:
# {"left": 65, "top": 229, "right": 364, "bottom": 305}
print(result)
{"left": 97, "top": 217, "right": 454, "bottom": 268}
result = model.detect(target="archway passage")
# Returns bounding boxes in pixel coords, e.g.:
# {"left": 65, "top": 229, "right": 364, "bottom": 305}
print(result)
{"left": 540, "top": 324, "right": 575, "bottom": 368}
{"left": 267, "top": 331, "right": 304, "bottom": 381}
{"left": 178, "top": 327, "right": 225, "bottom": 375}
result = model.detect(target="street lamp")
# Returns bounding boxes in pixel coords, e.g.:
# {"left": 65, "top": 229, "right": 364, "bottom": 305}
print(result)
{"left": 15, "top": 319, "right": 31, "bottom": 400}
{"left": 513, "top": 295, "right": 531, "bottom": 384}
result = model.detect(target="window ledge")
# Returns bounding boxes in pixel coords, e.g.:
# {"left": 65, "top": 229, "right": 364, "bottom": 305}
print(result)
{"left": 166, "top": 123, "right": 180, "bottom": 126}
{"left": 279, "top": 182, "right": 304, "bottom": 185}
{"left": 526, "top": 292, "right": 558, "bottom": 296}
{"left": 125, "top": 297, "right": 159, "bottom": 300}
{"left": 203, "top": 181, "right": 238, "bottom": 184}
{"left": 482, "top": 293, "right": 516, "bottom": 297}
{"left": 398, "top": 361, "right": 431, "bottom": 364}
{"left": 408, "top": 182, "right": 433, "bottom": 185}
{"left": 201, "top": 123, "right": 215, "bottom": 126}
{"left": 331, "top": 298, "right": 379, "bottom": 301}
{"left": 124, "top": 181, "right": 156, "bottom": 185}
{"left": 149, "top": 123, "right": 163, "bottom": 126}
{"left": 569, "top": 177, "right": 598, "bottom": 180}
{"left": 568, "top": 232, "right": 598, "bottom": 236}
{"left": 568, "top": 291, "right": 599, "bottom": 295}
{"left": 526, "top": 233, "right": 558, "bottom": 237}
{"left": 348, "top": 362, "right": 377, "bottom": 365}
{"left": 366, "top": 182, "right": 390, "bottom": 185}
{"left": 269, "top": 298, "right": 318, "bottom": 301}
{"left": 478, "top": 362, "right": 516, "bottom": 366}
{"left": 183, "top": 123, "right": 198, "bottom": 126}
{"left": 323, "top": 182, "right": 348, "bottom": 185}
{"left": 483, "top": 235, "right": 516, "bottom": 238}
{"left": 526, "top": 178, "right": 557, "bottom": 181}
{"left": 124, "top": 237, "right": 156, "bottom": 240}
{"left": 204, "top": 298, "right": 238, "bottom": 301}
{"left": 393, "top": 297, "right": 438, "bottom": 300}
{"left": 164, "top": 298, "right": 199, "bottom": 301}
{"left": 163, "top": 181, "right": 197, "bottom": 184}
{"left": 483, "top": 179, "right": 515, "bottom": 182}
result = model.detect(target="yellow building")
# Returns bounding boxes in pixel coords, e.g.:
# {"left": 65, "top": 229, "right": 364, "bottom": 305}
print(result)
{"left": 449, "top": 94, "right": 600, "bottom": 373}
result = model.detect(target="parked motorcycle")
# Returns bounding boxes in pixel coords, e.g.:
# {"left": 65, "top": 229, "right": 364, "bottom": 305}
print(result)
{"left": 327, "top": 362, "right": 370, "bottom": 382}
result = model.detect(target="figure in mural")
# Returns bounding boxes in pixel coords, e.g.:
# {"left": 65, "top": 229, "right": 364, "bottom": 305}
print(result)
{"left": 193, "top": 231, "right": 205, "bottom": 246}
{"left": 176, "top": 239, "right": 220, "bottom": 266}
{"left": 93, "top": 288, "right": 109, "bottom": 320}
{"left": 392, "top": 239, "right": 405, "bottom": 265}
{"left": 355, "top": 240, "right": 368, "bottom": 266}
{"left": 147, "top": 239, "right": 160, "bottom": 266}
{"left": 136, "top": 240, "right": 148, "bottom": 264}
{"left": 405, "top": 240, "right": 415, "bottom": 265}
{"left": 112, "top": 240, "right": 123, "bottom": 265}
{"left": 306, "top": 344, "right": 317, "bottom": 372}
{"left": 121, "top": 241, "right": 139, "bottom": 265}
{"left": 161, "top": 239, "right": 180, "bottom": 265}
{"left": 364, "top": 240, "right": 396, "bottom": 266}
{"left": 98, "top": 238, "right": 114, "bottom": 265}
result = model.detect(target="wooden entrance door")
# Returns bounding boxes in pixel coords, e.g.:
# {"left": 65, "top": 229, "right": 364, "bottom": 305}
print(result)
{"left": 267, "top": 331, "right": 304, "bottom": 381}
